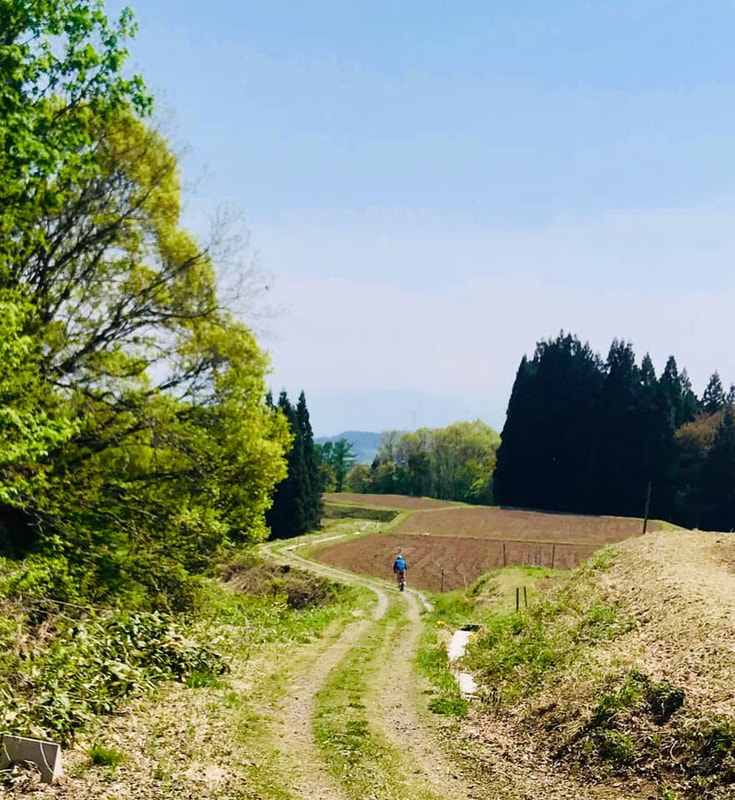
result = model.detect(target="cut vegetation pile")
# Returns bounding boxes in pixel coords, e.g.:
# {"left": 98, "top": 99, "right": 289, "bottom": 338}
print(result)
{"left": 462, "top": 531, "right": 735, "bottom": 799}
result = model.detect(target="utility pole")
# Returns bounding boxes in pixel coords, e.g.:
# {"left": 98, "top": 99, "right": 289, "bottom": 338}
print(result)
{"left": 642, "top": 480, "right": 652, "bottom": 534}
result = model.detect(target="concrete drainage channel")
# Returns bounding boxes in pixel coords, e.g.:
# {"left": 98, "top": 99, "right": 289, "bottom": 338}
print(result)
{"left": 447, "top": 624, "right": 480, "bottom": 697}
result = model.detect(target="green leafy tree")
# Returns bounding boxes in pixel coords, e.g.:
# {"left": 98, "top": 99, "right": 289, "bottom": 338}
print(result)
{"left": 367, "top": 420, "right": 500, "bottom": 503}
{"left": 0, "top": 0, "right": 151, "bottom": 283}
{"left": 347, "top": 463, "right": 372, "bottom": 493}
{"left": 326, "top": 438, "right": 357, "bottom": 492}
{"left": 0, "top": 2, "right": 291, "bottom": 606}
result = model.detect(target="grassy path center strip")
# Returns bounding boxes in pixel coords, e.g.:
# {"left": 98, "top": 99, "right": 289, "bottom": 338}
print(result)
{"left": 313, "top": 598, "right": 443, "bottom": 800}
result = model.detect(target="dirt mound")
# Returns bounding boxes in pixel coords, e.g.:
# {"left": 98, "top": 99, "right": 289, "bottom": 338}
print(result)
{"left": 395, "top": 505, "right": 653, "bottom": 543}
{"left": 314, "top": 533, "right": 597, "bottom": 592}
{"left": 466, "top": 531, "right": 735, "bottom": 799}
{"left": 323, "top": 492, "right": 459, "bottom": 510}
{"left": 222, "top": 559, "right": 343, "bottom": 609}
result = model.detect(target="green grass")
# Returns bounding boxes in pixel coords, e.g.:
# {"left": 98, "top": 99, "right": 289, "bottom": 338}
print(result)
{"left": 415, "top": 625, "right": 467, "bottom": 717}
{"left": 313, "top": 599, "right": 442, "bottom": 800}
{"left": 323, "top": 502, "right": 399, "bottom": 522}
{"left": 89, "top": 744, "right": 125, "bottom": 766}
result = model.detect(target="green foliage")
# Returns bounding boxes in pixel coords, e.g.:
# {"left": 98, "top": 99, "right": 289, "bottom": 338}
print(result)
{"left": 89, "top": 744, "right": 125, "bottom": 767}
{"left": 266, "top": 391, "right": 322, "bottom": 538}
{"left": 465, "top": 582, "right": 634, "bottom": 706}
{"left": 318, "top": 437, "right": 357, "bottom": 492}
{"left": 416, "top": 626, "right": 468, "bottom": 718}
{"left": 0, "top": 2, "right": 290, "bottom": 605}
{"left": 494, "top": 331, "right": 735, "bottom": 529}
{"left": 322, "top": 502, "right": 398, "bottom": 522}
{"left": 0, "top": 0, "right": 152, "bottom": 283}
{"left": 0, "top": 607, "right": 227, "bottom": 742}
{"left": 353, "top": 420, "right": 500, "bottom": 504}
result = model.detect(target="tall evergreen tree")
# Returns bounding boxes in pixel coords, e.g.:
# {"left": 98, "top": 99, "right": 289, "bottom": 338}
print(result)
{"left": 702, "top": 372, "right": 726, "bottom": 414}
{"left": 700, "top": 406, "right": 735, "bottom": 530}
{"left": 296, "top": 391, "right": 323, "bottom": 527}
{"left": 659, "top": 356, "right": 683, "bottom": 428}
{"left": 679, "top": 369, "right": 700, "bottom": 423}
{"left": 494, "top": 333, "right": 602, "bottom": 512}
{"left": 267, "top": 391, "right": 322, "bottom": 538}
{"left": 597, "top": 339, "right": 645, "bottom": 515}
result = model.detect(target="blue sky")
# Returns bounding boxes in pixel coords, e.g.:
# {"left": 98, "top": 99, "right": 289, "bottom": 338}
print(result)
{"left": 110, "top": 0, "right": 735, "bottom": 434}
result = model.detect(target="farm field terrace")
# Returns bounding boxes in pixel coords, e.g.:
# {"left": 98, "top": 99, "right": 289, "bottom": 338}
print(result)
{"left": 313, "top": 495, "right": 656, "bottom": 592}
{"left": 323, "top": 492, "right": 460, "bottom": 510}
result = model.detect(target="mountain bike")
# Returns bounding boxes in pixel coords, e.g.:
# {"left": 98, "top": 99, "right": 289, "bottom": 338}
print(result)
{"left": 396, "top": 570, "right": 406, "bottom": 592}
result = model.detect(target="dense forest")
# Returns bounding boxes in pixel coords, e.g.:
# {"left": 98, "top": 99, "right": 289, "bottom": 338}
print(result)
{"left": 494, "top": 332, "right": 735, "bottom": 530}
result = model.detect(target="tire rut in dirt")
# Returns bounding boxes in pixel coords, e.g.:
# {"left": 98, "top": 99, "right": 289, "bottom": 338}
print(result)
{"left": 367, "top": 590, "right": 473, "bottom": 800}
{"left": 275, "top": 617, "right": 368, "bottom": 800}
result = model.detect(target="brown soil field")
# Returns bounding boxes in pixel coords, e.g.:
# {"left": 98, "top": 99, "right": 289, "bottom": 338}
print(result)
{"left": 324, "top": 492, "right": 459, "bottom": 510}
{"left": 394, "top": 505, "right": 654, "bottom": 544}
{"left": 314, "top": 532, "right": 599, "bottom": 592}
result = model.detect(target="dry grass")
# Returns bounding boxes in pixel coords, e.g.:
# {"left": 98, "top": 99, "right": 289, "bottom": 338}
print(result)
{"left": 467, "top": 531, "right": 735, "bottom": 798}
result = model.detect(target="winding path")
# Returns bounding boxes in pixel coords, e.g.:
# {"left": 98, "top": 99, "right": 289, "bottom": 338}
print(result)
{"left": 261, "top": 536, "right": 474, "bottom": 800}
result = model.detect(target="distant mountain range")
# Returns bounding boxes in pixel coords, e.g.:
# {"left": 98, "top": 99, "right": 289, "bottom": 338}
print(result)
{"left": 314, "top": 430, "right": 383, "bottom": 464}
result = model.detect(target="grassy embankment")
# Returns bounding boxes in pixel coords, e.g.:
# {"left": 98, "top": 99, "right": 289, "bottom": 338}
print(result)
{"left": 418, "top": 535, "right": 735, "bottom": 800}
{"left": 0, "top": 552, "right": 363, "bottom": 798}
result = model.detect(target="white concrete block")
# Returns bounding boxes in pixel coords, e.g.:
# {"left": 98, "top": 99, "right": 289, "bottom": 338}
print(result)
{"left": 0, "top": 734, "right": 63, "bottom": 783}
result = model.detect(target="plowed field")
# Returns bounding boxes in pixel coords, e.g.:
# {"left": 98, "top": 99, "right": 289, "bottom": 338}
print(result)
{"left": 394, "top": 505, "right": 653, "bottom": 544}
{"left": 314, "top": 502, "right": 653, "bottom": 590}
{"left": 323, "top": 492, "right": 459, "bottom": 510}
{"left": 315, "top": 532, "right": 598, "bottom": 592}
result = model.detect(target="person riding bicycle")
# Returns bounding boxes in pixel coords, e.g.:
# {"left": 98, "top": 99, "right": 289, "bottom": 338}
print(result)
{"left": 393, "top": 553, "right": 407, "bottom": 588}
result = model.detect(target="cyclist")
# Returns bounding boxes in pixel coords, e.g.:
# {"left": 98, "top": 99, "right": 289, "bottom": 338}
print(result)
{"left": 393, "top": 553, "right": 407, "bottom": 590}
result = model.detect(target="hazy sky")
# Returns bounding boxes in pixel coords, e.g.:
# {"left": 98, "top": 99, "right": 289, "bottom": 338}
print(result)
{"left": 109, "top": 0, "right": 735, "bottom": 435}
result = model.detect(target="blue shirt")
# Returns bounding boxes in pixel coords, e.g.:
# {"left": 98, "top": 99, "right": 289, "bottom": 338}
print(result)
{"left": 393, "top": 557, "right": 407, "bottom": 572}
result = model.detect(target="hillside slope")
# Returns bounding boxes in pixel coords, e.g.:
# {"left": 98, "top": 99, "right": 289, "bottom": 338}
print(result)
{"left": 463, "top": 531, "right": 735, "bottom": 799}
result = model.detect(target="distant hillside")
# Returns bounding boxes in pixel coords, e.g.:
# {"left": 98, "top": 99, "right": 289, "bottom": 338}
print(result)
{"left": 315, "top": 430, "right": 383, "bottom": 464}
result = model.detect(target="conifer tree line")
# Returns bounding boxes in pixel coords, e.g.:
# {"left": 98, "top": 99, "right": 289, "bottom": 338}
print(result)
{"left": 266, "top": 391, "right": 323, "bottom": 537}
{"left": 494, "top": 332, "right": 735, "bottom": 530}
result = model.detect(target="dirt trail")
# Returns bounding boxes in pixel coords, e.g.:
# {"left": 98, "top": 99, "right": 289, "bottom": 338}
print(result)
{"left": 368, "top": 589, "right": 472, "bottom": 800}
{"left": 276, "top": 617, "right": 369, "bottom": 800}
{"left": 264, "top": 538, "right": 474, "bottom": 800}
{"left": 263, "top": 540, "right": 390, "bottom": 798}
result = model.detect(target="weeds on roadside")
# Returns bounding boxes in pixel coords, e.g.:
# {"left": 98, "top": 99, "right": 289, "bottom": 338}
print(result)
{"left": 89, "top": 744, "right": 125, "bottom": 767}
{"left": 416, "top": 626, "right": 468, "bottom": 717}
